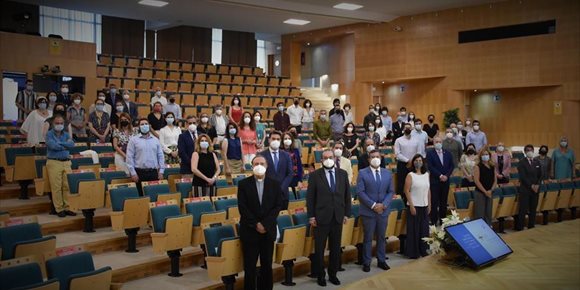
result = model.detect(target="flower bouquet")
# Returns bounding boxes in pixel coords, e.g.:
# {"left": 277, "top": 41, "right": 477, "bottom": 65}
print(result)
{"left": 422, "top": 210, "right": 467, "bottom": 261}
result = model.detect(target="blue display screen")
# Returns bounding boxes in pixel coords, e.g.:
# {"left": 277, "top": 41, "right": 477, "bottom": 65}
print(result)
{"left": 445, "top": 218, "right": 513, "bottom": 267}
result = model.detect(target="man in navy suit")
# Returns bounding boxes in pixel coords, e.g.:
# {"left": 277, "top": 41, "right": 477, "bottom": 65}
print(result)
{"left": 356, "top": 149, "right": 395, "bottom": 272}
{"left": 426, "top": 136, "right": 455, "bottom": 225}
{"left": 177, "top": 116, "right": 197, "bottom": 174}
{"left": 105, "top": 83, "right": 122, "bottom": 107}
{"left": 121, "top": 90, "right": 139, "bottom": 122}
{"left": 259, "top": 130, "right": 293, "bottom": 210}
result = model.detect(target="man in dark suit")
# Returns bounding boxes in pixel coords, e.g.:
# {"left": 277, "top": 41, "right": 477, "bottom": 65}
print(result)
{"left": 121, "top": 91, "right": 139, "bottom": 121}
{"left": 516, "top": 144, "right": 542, "bottom": 231}
{"left": 363, "top": 104, "right": 377, "bottom": 127}
{"left": 391, "top": 116, "right": 405, "bottom": 141}
{"left": 177, "top": 116, "right": 197, "bottom": 174}
{"left": 105, "top": 83, "right": 122, "bottom": 108}
{"left": 356, "top": 149, "right": 395, "bottom": 272}
{"left": 56, "top": 83, "right": 72, "bottom": 107}
{"left": 426, "top": 136, "right": 455, "bottom": 225}
{"left": 259, "top": 131, "right": 293, "bottom": 210}
{"left": 307, "top": 149, "right": 351, "bottom": 287}
{"left": 238, "top": 155, "right": 283, "bottom": 290}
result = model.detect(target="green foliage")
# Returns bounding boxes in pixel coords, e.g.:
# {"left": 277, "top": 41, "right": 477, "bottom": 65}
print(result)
{"left": 443, "top": 108, "right": 460, "bottom": 128}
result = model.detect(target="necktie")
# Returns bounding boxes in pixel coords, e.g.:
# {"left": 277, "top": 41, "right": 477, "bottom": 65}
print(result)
{"left": 336, "top": 158, "right": 341, "bottom": 169}
{"left": 329, "top": 170, "right": 336, "bottom": 192}
{"left": 273, "top": 151, "right": 279, "bottom": 172}
{"left": 375, "top": 169, "right": 381, "bottom": 186}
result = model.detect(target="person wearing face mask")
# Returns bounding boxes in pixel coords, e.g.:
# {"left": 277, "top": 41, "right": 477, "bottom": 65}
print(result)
{"left": 67, "top": 93, "right": 87, "bottom": 139}
{"left": 407, "top": 112, "right": 416, "bottom": 126}
{"left": 191, "top": 134, "right": 221, "bottom": 197}
{"left": 426, "top": 137, "right": 455, "bottom": 225}
{"left": 403, "top": 154, "right": 430, "bottom": 259}
{"left": 442, "top": 128, "right": 463, "bottom": 168}
{"left": 112, "top": 113, "right": 137, "bottom": 175}
{"left": 314, "top": 110, "right": 332, "bottom": 148}
{"left": 163, "top": 94, "right": 182, "bottom": 120}
{"left": 374, "top": 115, "right": 388, "bottom": 146}
{"left": 363, "top": 104, "right": 378, "bottom": 128}
{"left": 147, "top": 102, "right": 166, "bottom": 138}
{"left": 333, "top": 142, "right": 353, "bottom": 183}
{"left": 343, "top": 103, "right": 353, "bottom": 125}
{"left": 88, "top": 99, "right": 111, "bottom": 143}
{"left": 552, "top": 136, "right": 575, "bottom": 180}
{"left": 342, "top": 122, "right": 360, "bottom": 158}
{"left": 379, "top": 107, "right": 392, "bottom": 138}
{"left": 307, "top": 149, "right": 351, "bottom": 287}
{"left": 455, "top": 120, "right": 468, "bottom": 147}
{"left": 287, "top": 126, "right": 302, "bottom": 151}
{"left": 105, "top": 83, "right": 121, "bottom": 108}
{"left": 21, "top": 96, "right": 52, "bottom": 145}
{"left": 473, "top": 148, "right": 497, "bottom": 225}
{"left": 448, "top": 122, "right": 464, "bottom": 146}
{"left": 394, "top": 123, "right": 420, "bottom": 201}
{"left": 237, "top": 155, "right": 283, "bottom": 290}
{"left": 330, "top": 106, "right": 345, "bottom": 141}
{"left": 533, "top": 145, "right": 552, "bottom": 182}
{"left": 47, "top": 91, "right": 58, "bottom": 112}
{"left": 464, "top": 118, "right": 473, "bottom": 133}
{"left": 329, "top": 99, "right": 344, "bottom": 118}
{"left": 46, "top": 115, "right": 76, "bottom": 217}
{"left": 15, "top": 79, "right": 38, "bottom": 120}
{"left": 158, "top": 112, "right": 182, "bottom": 164}
{"left": 121, "top": 90, "right": 138, "bottom": 121}
{"left": 281, "top": 132, "right": 303, "bottom": 199}
{"left": 391, "top": 109, "right": 406, "bottom": 141}
{"left": 356, "top": 149, "right": 395, "bottom": 272}
{"left": 423, "top": 114, "right": 439, "bottom": 146}
{"left": 197, "top": 113, "right": 217, "bottom": 144}
{"left": 374, "top": 103, "right": 382, "bottom": 115}
{"left": 110, "top": 100, "right": 126, "bottom": 130}
{"left": 57, "top": 83, "right": 72, "bottom": 107}
{"left": 221, "top": 122, "right": 243, "bottom": 175}
{"left": 492, "top": 142, "right": 512, "bottom": 184}
{"left": 238, "top": 112, "right": 258, "bottom": 165}
{"left": 228, "top": 95, "right": 244, "bottom": 124}
{"left": 209, "top": 104, "right": 229, "bottom": 144}
{"left": 411, "top": 118, "right": 428, "bottom": 157}
{"left": 358, "top": 138, "right": 386, "bottom": 170}
{"left": 126, "top": 118, "right": 165, "bottom": 196}
{"left": 465, "top": 120, "right": 487, "bottom": 152}
{"left": 150, "top": 87, "right": 167, "bottom": 107}
{"left": 287, "top": 97, "right": 304, "bottom": 133}
{"left": 302, "top": 99, "right": 315, "bottom": 131}
{"left": 516, "top": 145, "right": 542, "bottom": 230}
{"left": 259, "top": 131, "right": 293, "bottom": 210}
{"left": 364, "top": 120, "right": 381, "bottom": 146}
{"left": 459, "top": 143, "right": 478, "bottom": 187}
{"left": 273, "top": 102, "right": 290, "bottom": 132}
{"left": 253, "top": 111, "right": 267, "bottom": 150}
{"left": 177, "top": 116, "right": 198, "bottom": 175}
{"left": 89, "top": 91, "right": 112, "bottom": 115}
{"left": 43, "top": 103, "right": 72, "bottom": 138}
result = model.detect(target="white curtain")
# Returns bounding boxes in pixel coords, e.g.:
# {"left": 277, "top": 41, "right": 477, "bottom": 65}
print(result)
{"left": 39, "top": 6, "right": 102, "bottom": 53}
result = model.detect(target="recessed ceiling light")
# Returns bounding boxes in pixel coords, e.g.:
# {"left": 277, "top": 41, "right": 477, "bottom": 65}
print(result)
{"left": 284, "top": 18, "right": 310, "bottom": 25}
{"left": 333, "top": 3, "right": 363, "bottom": 11}
{"left": 138, "top": 0, "right": 169, "bottom": 7}
{"left": 306, "top": 42, "right": 310, "bottom": 46}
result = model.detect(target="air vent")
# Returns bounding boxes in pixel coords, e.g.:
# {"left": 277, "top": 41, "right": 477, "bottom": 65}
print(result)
{"left": 458, "top": 20, "right": 556, "bottom": 43}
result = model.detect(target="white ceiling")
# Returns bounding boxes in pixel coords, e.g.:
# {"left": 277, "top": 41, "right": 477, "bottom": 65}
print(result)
{"left": 17, "top": 0, "right": 497, "bottom": 41}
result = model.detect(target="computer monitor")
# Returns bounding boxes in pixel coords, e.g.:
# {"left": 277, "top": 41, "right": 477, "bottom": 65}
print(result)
{"left": 445, "top": 218, "right": 513, "bottom": 269}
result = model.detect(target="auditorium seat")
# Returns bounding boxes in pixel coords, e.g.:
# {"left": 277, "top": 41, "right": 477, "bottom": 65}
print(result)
{"left": 66, "top": 170, "right": 106, "bottom": 232}
{"left": 0, "top": 222, "right": 56, "bottom": 262}
{"left": 141, "top": 180, "right": 172, "bottom": 202}
{"left": 203, "top": 224, "right": 242, "bottom": 289}
{"left": 109, "top": 182, "right": 150, "bottom": 252}
{"left": 454, "top": 189, "right": 474, "bottom": 220}
{"left": 540, "top": 182, "right": 560, "bottom": 225}
{"left": 213, "top": 195, "right": 238, "bottom": 220}
{"left": 275, "top": 214, "right": 306, "bottom": 286}
{"left": 0, "top": 262, "right": 59, "bottom": 290}
{"left": 556, "top": 180, "right": 575, "bottom": 221}
{"left": 46, "top": 251, "right": 112, "bottom": 290}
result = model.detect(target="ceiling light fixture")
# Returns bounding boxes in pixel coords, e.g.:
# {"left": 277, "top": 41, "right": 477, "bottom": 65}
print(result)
{"left": 333, "top": 3, "right": 363, "bottom": 11}
{"left": 284, "top": 18, "right": 310, "bottom": 25}
{"left": 138, "top": 0, "right": 169, "bottom": 7}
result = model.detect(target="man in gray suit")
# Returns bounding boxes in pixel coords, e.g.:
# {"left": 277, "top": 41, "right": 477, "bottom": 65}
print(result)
{"left": 307, "top": 149, "right": 351, "bottom": 287}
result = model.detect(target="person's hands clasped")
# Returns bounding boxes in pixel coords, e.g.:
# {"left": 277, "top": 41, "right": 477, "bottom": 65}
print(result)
{"left": 309, "top": 217, "right": 317, "bottom": 227}
{"left": 256, "top": 222, "right": 266, "bottom": 234}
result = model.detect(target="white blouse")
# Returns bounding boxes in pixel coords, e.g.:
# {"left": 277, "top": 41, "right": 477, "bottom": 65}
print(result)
{"left": 408, "top": 172, "right": 430, "bottom": 207}
{"left": 21, "top": 110, "right": 52, "bottom": 145}
{"left": 302, "top": 107, "right": 315, "bottom": 123}
{"left": 158, "top": 125, "right": 182, "bottom": 154}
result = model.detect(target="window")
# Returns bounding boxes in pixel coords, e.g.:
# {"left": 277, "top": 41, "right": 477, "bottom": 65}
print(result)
{"left": 256, "top": 40, "right": 266, "bottom": 72}
{"left": 39, "top": 6, "right": 102, "bottom": 53}
{"left": 211, "top": 28, "right": 222, "bottom": 64}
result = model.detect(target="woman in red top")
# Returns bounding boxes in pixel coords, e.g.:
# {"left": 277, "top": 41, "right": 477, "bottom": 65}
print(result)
{"left": 229, "top": 95, "right": 244, "bottom": 124}
{"left": 238, "top": 111, "right": 257, "bottom": 165}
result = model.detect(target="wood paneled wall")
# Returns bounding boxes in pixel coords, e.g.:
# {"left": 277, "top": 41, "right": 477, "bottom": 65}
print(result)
{"left": 101, "top": 16, "right": 144, "bottom": 57}
{"left": 145, "top": 30, "right": 155, "bottom": 59}
{"left": 156, "top": 25, "right": 211, "bottom": 62}
{"left": 282, "top": 0, "right": 580, "bottom": 149}
{"left": 0, "top": 32, "right": 98, "bottom": 118}
{"left": 222, "top": 30, "right": 256, "bottom": 66}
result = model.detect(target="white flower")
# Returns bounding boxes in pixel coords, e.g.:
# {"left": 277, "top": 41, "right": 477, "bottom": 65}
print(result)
{"left": 429, "top": 225, "right": 438, "bottom": 235}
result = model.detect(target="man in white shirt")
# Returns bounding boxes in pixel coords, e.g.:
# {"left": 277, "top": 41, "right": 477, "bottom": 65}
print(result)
{"left": 394, "top": 123, "right": 420, "bottom": 201}
{"left": 333, "top": 142, "right": 353, "bottom": 184}
{"left": 150, "top": 87, "right": 167, "bottom": 107}
{"left": 209, "top": 104, "right": 229, "bottom": 144}
{"left": 287, "top": 97, "right": 304, "bottom": 133}
{"left": 410, "top": 118, "right": 428, "bottom": 157}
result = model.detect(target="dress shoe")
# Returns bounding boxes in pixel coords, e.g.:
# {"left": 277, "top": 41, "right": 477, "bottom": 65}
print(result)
{"left": 328, "top": 276, "right": 340, "bottom": 286}
{"left": 362, "top": 264, "right": 370, "bottom": 272}
{"left": 377, "top": 262, "right": 390, "bottom": 270}
{"left": 317, "top": 277, "right": 326, "bottom": 287}
{"left": 65, "top": 210, "right": 77, "bottom": 216}
{"left": 57, "top": 211, "right": 66, "bottom": 218}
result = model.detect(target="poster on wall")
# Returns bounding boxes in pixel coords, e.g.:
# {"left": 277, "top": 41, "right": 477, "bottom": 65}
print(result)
{"left": 49, "top": 39, "right": 62, "bottom": 55}
{"left": 553, "top": 101, "right": 562, "bottom": 115}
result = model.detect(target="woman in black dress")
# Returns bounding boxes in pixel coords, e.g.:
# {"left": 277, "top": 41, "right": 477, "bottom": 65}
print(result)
{"left": 342, "top": 122, "right": 360, "bottom": 158}
{"left": 147, "top": 101, "right": 166, "bottom": 138}
{"left": 191, "top": 134, "right": 221, "bottom": 197}
{"left": 473, "top": 147, "right": 497, "bottom": 225}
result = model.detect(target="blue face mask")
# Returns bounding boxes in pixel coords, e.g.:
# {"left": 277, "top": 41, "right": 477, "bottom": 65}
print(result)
{"left": 96, "top": 105, "right": 105, "bottom": 112}
{"left": 140, "top": 124, "right": 150, "bottom": 134}
{"left": 54, "top": 124, "right": 64, "bottom": 132}
{"left": 229, "top": 128, "right": 237, "bottom": 135}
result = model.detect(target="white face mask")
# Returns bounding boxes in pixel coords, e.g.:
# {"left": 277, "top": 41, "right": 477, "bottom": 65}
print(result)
{"left": 367, "top": 145, "right": 375, "bottom": 152}
{"left": 234, "top": 100, "right": 239, "bottom": 105}
{"left": 368, "top": 126, "right": 375, "bottom": 131}
{"left": 254, "top": 116, "right": 261, "bottom": 122}
{"left": 49, "top": 95, "right": 57, "bottom": 102}
{"left": 244, "top": 117, "right": 251, "bottom": 124}
{"left": 473, "top": 125, "right": 480, "bottom": 131}
{"left": 123, "top": 94, "right": 130, "bottom": 100}
{"left": 320, "top": 115, "right": 327, "bottom": 121}
{"left": 278, "top": 106, "right": 284, "bottom": 111}
{"left": 375, "top": 119, "right": 381, "bottom": 124}
{"left": 283, "top": 139, "right": 292, "bottom": 147}
{"left": 415, "top": 124, "right": 422, "bottom": 130}
{"left": 215, "top": 109, "right": 222, "bottom": 115}
{"left": 253, "top": 165, "right": 267, "bottom": 176}
{"left": 305, "top": 103, "right": 311, "bottom": 108}
{"left": 434, "top": 143, "right": 443, "bottom": 150}
{"left": 497, "top": 146, "right": 504, "bottom": 152}
{"left": 370, "top": 157, "right": 381, "bottom": 168}
{"left": 61, "top": 87, "right": 69, "bottom": 94}
{"left": 188, "top": 124, "right": 197, "bottom": 132}
{"left": 446, "top": 132, "right": 453, "bottom": 139}
{"left": 481, "top": 154, "right": 490, "bottom": 162}
{"left": 200, "top": 141, "right": 209, "bottom": 149}
{"left": 334, "top": 149, "right": 343, "bottom": 157}
{"left": 270, "top": 140, "right": 280, "bottom": 150}
{"left": 73, "top": 99, "right": 81, "bottom": 105}
{"left": 347, "top": 127, "right": 354, "bottom": 133}
{"left": 525, "top": 151, "right": 534, "bottom": 158}
{"left": 323, "top": 158, "right": 335, "bottom": 169}
{"left": 155, "top": 91, "right": 161, "bottom": 96}
{"left": 116, "top": 106, "right": 124, "bottom": 112}
{"left": 201, "top": 117, "right": 209, "bottom": 123}
{"left": 457, "top": 124, "right": 464, "bottom": 129}
{"left": 166, "top": 118, "right": 174, "bottom": 125}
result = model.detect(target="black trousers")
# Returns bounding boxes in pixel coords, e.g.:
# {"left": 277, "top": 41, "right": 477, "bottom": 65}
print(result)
{"left": 517, "top": 190, "right": 539, "bottom": 230}
{"left": 430, "top": 180, "right": 450, "bottom": 225}
{"left": 135, "top": 168, "right": 159, "bottom": 196}
{"left": 241, "top": 234, "right": 275, "bottom": 290}
{"left": 313, "top": 220, "right": 342, "bottom": 279}
{"left": 396, "top": 161, "right": 410, "bottom": 203}
{"left": 405, "top": 206, "right": 429, "bottom": 259}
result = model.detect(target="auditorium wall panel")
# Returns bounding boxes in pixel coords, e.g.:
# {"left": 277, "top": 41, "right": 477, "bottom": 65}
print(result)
{"left": 222, "top": 30, "right": 256, "bottom": 66}
{"left": 101, "top": 16, "right": 144, "bottom": 57}
{"left": 156, "top": 26, "right": 211, "bottom": 62}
